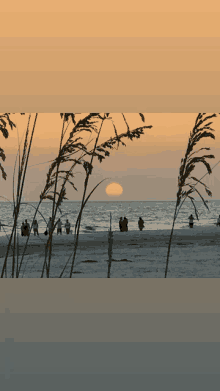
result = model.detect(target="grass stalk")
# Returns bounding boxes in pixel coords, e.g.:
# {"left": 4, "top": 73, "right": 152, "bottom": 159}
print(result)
{"left": 68, "top": 118, "right": 105, "bottom": 278}
{"left": 1, "top": 114, "right": 38, "bottom": 278}
{"left": 164, "top": 113, "right": 216, "bottom": 278}
{"left": 164, "top": 201, "right": 178, "bottom": 278}
{"left": 58, "top": 113, "right": 151, "bottom": 277}
{"left": 46, "top": 117, "right": 66, "bottom": 278}
{"left": 107, "top": 212, "right": 113, "bottom": 278}
{"left": 16, "top": 231, "right": 19, "bottom": 277}
{"left": 17, "top": 201, "right": 47, "bottom": 277}
{"left": 12, "top": 225, "right": 16, "bottom": 278}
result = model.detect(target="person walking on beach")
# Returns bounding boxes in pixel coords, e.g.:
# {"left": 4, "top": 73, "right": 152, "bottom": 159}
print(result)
{"left": 57, "top": 218, "right": 62, "bottom": 235}
{"left": 216, "top": 215, "right": 220, "bottom": 226}
{"left": 188, "top": 214, "right": 194, "bottom": 228}
{"left": 33, "top": 219, "right": 39, "bottom": 236}
{"left": 119, "top": 217, "right": 123, "bottom": 232}
{"left": 123, "top": 217, "right": 128, "bottom": 232}
{"left": 138, "top": 217, "right": 144, "bottom": 231}
{"left": 65, "top": 219, "right": 71, "bottom": 234}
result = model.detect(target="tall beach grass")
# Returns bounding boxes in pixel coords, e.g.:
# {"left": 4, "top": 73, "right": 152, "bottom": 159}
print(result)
{"left": 164, "top": 113, "right": 217, "bottom": 278}
{"left": 0, "top": 112, "right": 152, "bottom": 278}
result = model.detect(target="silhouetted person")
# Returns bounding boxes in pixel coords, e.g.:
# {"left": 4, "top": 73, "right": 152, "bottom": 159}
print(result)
{"left": 188, "top": 214, "right": 194, "bottom": 228}
{"left": 216, "top": 215, "right": 220, "bottom": 226}
{"left": 138, "top": 217, "right": 144, "bottom": 231}
{"left": 23, "top": 219, "right": 30, "bottom": 236}
{"left": 33, "top": 219, "right": 39, "bottom": 236}
{"left": 21, "top": 222, "right": 25, "bottom": 236}
{"left": 123, "top": 217, "right": 128, "bottom": 232}
{"left": 119, "top": 217, "right": 123, "bottom": 232}
{"left": 57, "top": 218, "right": 62, "bottom": 235}
{"left": 65, "top": 219, "right": 71, "bottom": 234}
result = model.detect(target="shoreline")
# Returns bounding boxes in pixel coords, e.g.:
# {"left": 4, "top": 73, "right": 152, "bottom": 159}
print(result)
{"left": 0, "top": 225, "right": 219, "bottom": 277}
{"left": 0, "top": 225, "right": 219, "bottom": 257}
{"left": 0, "top": 226, "right": 220, "bottom": 278}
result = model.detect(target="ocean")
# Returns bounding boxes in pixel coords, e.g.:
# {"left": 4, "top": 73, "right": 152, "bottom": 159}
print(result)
{"left": 1, "top": 199, "right": 220, "bottom": 236}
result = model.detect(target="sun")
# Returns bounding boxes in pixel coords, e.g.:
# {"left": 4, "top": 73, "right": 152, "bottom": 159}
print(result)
{"left": 105, "top": 182, "right": 123, "bottom": 197}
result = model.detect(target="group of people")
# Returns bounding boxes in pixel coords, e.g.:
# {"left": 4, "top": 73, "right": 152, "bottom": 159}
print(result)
{"left": 46, "top": 218, "right": 71, "bottom": 235}
{"left": 15, "top": 213, "right": 220, "bottom": 236}
{"left": 119, "top": 217, "right": 128, "bottom": 232}
{"left": 21, "top": 219, "right": 32, "bottom": 236}
{"left": 21, "top": 219, "right": 43, "bottom": 236}
{"left": 119, "top": 217, "right": 145, "bottom": 232}
{"left": 20, "top": 218, "right": 72, "bottom": 237}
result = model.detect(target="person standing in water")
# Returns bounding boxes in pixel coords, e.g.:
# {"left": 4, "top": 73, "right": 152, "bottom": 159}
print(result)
{"left": 119, "top": 217, "right": 123, "bottom": 232}
{"left": 65, "top": 219, "right": 71, "bottom": 234}
{"left": 57, "top": 218, "right": 62, "bottom": 235}
{"left": 138, "top": 217, "right": 144, "bottom": 231}
{"left": 123, "top": 217, "right": 128, "bottom": 232}
{"left": 188, "top": 214, "right": 194, "bottom": 228}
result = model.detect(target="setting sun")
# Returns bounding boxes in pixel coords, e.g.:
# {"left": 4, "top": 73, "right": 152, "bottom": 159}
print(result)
{"left": 105, "top": 182, "right": 123, "bottom": 197}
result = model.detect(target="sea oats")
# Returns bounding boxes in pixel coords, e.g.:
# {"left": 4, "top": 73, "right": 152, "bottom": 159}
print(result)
{"left": 165, "top": 113, "right": 217, "bottom": 278}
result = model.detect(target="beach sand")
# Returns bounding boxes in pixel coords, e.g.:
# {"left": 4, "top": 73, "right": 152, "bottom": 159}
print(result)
{"left": 0, "top": 226, "right": 220, "bottom": 278}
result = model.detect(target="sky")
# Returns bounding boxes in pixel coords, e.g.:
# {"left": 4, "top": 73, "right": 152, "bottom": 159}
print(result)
{"left": 1, "top": 113, "right": 220, "bottom": 202}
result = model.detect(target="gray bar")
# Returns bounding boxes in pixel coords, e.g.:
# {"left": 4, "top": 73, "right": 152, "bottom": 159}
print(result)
{"left": 1, "top": 374, "right": 219, "bottom": 390}
{"left": 1, "top": 313, "right": 220, "bottom": 342}
{"left": 1, "top": 341, "right": 220, "bottom": 374}
{"left": 2, "top": 280, "right": 220, "bottom": 314}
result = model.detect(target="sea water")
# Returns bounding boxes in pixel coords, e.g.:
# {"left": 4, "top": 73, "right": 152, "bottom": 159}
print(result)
{"left": 1, "top": 199, "right": 220, "bottom": 236}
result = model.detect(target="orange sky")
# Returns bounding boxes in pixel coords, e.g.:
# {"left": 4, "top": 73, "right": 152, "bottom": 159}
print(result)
{"left": 4, "top": 113, "right": 219, "bottom": 155}
{"left": 1, "top": 113, "right": 220, "bottom": 201}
